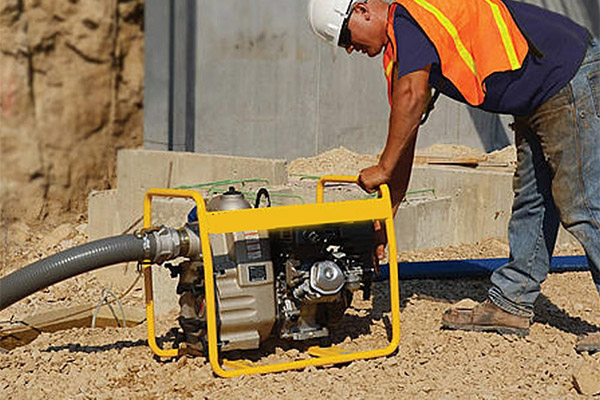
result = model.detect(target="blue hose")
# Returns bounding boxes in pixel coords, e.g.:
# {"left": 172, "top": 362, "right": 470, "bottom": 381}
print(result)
{"left": 374, "top": 255, "right": 589, "bottom": 281}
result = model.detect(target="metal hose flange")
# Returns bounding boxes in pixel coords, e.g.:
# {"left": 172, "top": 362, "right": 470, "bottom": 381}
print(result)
{"left": 0, "top": 234, "right": 157, "bottom": 311}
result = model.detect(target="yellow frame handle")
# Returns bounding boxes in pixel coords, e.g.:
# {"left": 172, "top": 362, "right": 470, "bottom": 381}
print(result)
{"left": 142, "top": 189, "right": 210, "bottom": 358}
{"left": 142, "top": 175, "right": 401, "bottom": 377}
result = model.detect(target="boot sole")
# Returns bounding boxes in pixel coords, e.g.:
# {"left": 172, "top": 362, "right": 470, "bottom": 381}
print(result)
{"left": 442, "top": 322, "right": 529, "bottom": 337}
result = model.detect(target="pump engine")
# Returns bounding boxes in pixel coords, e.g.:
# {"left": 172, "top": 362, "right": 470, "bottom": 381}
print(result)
{"left": 175, "top": 187, "right": 375, "bottom": 353}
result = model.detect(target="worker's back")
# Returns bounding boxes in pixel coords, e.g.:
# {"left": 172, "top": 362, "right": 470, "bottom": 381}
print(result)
{"left": 391, "top": 0, "right": 591, "bottom": 115}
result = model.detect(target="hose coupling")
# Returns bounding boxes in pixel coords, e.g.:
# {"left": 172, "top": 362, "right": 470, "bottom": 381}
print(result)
{"left": 137, "top": 225, "right": 201, "bottom": 264}
{"left": 176, "top": 226, "right": 201, "bottom": 260}
{"left": 149, "top": 226, "right": 183, "bottom": 264}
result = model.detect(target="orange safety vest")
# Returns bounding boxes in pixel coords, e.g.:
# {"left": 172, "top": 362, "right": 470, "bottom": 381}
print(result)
{"left": 383, "top": 0, "right": 529, "bottom": 106}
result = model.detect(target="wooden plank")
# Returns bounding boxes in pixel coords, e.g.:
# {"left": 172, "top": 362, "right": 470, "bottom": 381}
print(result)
{"left": 0, "top": 304, "right": 146, "bottom": 350}
{"left": 414, "top": 155, "right": 487, "bottom": 167}
{"left": 426, "top": 158, "right": 481, "bottom": 167}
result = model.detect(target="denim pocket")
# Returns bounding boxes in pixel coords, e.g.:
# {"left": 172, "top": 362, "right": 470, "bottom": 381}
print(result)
{"left": 589, "top": 71, "right": 600, "bottom": 117}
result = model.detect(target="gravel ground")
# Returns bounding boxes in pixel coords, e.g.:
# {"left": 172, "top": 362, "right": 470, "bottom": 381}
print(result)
{"left": 1, "top": 220, "right": 599, "bottom": 399}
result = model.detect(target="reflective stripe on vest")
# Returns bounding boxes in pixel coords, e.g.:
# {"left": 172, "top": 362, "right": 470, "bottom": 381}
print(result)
{"left": 383, "top": 5, "right": 398, "bottom": 105}
{"left": 383, "top": 0, "right": 529, "bottom": 106}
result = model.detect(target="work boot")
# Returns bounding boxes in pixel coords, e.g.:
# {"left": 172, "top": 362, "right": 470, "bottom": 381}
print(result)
{"left": 575, "top": 332, "right": 600, "bottom": 353}
{"left": 441, "top": 298, "right": 530, "bottom": 336}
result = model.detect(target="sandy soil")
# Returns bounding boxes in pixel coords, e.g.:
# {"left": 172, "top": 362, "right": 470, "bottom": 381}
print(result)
{"left": 1, "top": 216, "right": 599, "bottom": 399}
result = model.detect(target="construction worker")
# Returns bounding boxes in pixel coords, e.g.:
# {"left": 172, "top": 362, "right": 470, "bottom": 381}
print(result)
{"left": 308, "top": 0, "right": 600, "bottom": 353}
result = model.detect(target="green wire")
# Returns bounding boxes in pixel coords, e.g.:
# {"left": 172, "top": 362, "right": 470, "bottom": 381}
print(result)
{"left": 406, "top": 188, "right": 436, "bottom": 197}
{"left": 175, "top": 175, "right": 433, "bottom": 205}
{"left": 296, "top": 175, "right": 321, "bottom": 181}
{"left": 175, "top": 178, "right": 270, "bottom": 191}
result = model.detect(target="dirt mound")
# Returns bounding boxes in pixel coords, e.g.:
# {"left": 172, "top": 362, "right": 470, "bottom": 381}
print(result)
{"left": 287, "top": 146, "right": 378, "bottom": 176}
{"left": 287, "top": 144, "right": 518, "bottom": 178}
{"left": 417, "top": 143, "right": 488, "bottom": 160}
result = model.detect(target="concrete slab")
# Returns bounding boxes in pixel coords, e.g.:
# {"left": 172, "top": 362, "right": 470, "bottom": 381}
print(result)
{"left": 88, "top": 189, "right": 137, "bottom": 290}
{"left": 396, "top": 197, "right": 454, "bottom": 251}
{"left": 412, "top": 165, "right": 513, "bottom": 245}
{"left": 116, "top": 149, "right": 287, "bottom": 233}
{"left": 406, "top": 165, "right": 578, "bottom": 248}
{"left": 88, "top": 189, "right": 119, "bottom": 240}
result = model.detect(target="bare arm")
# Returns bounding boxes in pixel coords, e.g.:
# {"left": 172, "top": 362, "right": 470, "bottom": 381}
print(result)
{"left": 358, "top": 66, "right": 431, "bottom": 259}
{"left": 358, "top": 65, "right": 432, "bottom": 212}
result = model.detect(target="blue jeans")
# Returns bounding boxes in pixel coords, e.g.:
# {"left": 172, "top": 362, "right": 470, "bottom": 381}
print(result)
{"left": 489, "top": 37, "right": 600, "bottom": 318}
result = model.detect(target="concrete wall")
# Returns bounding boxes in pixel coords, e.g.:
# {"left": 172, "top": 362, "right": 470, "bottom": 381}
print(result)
{"left": 144, "top": 0, "right": 599, "bottom": 158}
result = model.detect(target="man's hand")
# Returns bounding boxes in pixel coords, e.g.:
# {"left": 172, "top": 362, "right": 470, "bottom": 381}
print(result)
{"left": 358, "top": 164, "right": 390, "bottom": 193}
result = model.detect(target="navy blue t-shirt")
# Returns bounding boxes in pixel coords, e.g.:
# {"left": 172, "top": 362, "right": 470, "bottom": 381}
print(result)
{"left": 393, "top": 0, "right": 590, "bottom": 115}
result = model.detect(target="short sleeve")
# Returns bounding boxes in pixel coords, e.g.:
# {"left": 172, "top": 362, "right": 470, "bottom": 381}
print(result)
{"left": 393, "top": 6, "right": 439, "bottom": 79}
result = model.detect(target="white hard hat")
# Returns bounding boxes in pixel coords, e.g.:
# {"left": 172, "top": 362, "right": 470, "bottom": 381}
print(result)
{"left": 308, "top": 0, "right": 363, "bottom": 46}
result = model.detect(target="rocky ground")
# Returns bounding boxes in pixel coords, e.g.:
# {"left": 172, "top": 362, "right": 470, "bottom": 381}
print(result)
{"left": 1, "top": 218, "right": 599, "bottom": 399}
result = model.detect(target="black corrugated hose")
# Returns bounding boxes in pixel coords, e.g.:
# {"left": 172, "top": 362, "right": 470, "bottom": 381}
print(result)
{"left": 0, "top": 234, "right": 157, "bottom": 311}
